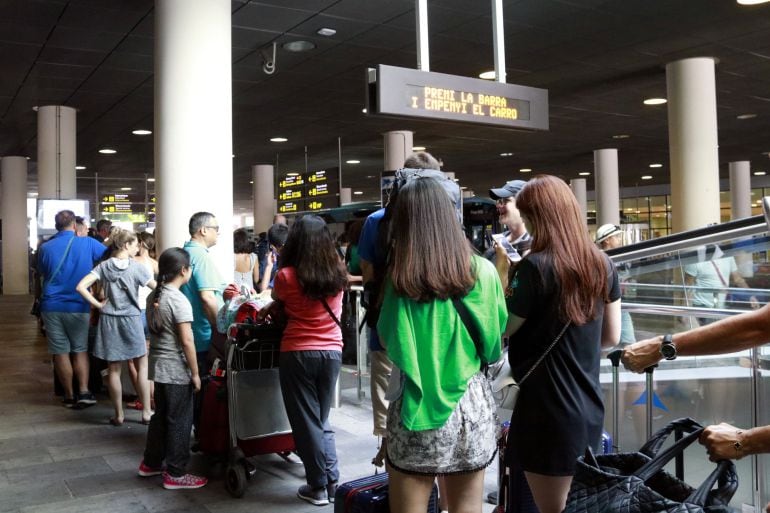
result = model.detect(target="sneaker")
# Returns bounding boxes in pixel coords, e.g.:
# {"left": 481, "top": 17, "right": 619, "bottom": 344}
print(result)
{"left": 76, "top": 391, "right": 97, "bottom": 408}
{"left": 327, "top": 481, "right": 338, "bottom": 503}
{"left": 62, "top": 397, "right": 76, "bottom": 408}
{"left": 298, "top": 484, "right": 329, "bottom": 506}
{"left": 137, "top": 460, "right": 163, "bottom": 477}
{"left": 162, "top": 472, "right": 208, "bottom": 490}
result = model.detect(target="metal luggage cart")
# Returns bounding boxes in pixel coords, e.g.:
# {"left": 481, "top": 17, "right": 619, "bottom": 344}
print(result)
{"left": 223, "top": 323, "right": 295, "bottom": 498}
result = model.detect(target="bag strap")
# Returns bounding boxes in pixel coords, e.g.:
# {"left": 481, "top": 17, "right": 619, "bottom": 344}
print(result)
{"left": 710, "top": 260, "right": 729, "bottom": 288}
{"left": 639, "top": 417, "right": 702, "bottom": 457}
{"left": 320, "top": 297, "right": 343, "bottom": 329}
{"left": 518, "top": 321, "right": 570, "bottom": 386}
{"left": 43, "top": 235, "right": 76, "bottom": 293}
{"left": 451, "top": 297, "right": 485, "bottom": 364}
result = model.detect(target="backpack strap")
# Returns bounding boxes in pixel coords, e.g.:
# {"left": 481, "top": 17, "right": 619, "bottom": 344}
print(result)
{"left": 320, "top": 297, "right": 342, "bottom": 329}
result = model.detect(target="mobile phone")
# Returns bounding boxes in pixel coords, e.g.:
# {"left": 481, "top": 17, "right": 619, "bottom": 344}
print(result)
{"left": 491, "top": 233, "right": 522, "bottom": 263}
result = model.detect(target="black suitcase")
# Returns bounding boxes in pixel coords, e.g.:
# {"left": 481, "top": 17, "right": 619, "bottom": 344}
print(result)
{"left": 334, "top": 472, "right": 438, "bottom": 513}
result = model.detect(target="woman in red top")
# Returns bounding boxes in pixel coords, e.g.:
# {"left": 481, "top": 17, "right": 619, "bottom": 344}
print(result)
{"left": 272, "top": 215, "right": 348, "bottom": 506}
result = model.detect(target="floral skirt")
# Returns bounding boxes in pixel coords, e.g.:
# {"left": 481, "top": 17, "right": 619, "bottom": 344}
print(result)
{"left": 385, "top": 372, "right": 499, "bottom": 476}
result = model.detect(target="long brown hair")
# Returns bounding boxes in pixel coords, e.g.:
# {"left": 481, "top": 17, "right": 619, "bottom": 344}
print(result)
{"left": 279, "top": 215, "right": 348, "bottom": 299}
{"left": 388, "top": 177, "right": 475, "bottom": 301}
{"left": 516, "top": 175, "right": 610, "bottom": 324}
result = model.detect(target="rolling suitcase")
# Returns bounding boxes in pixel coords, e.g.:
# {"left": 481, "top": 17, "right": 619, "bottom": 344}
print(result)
{"left": 334, "top": 472, "right": 438, "bottom": 513}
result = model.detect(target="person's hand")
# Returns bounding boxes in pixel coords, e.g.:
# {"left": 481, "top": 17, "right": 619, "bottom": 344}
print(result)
{"left": 620, "top": 337, "right": 663, "bottom": 373}
{"left": 699, "top": 422, "right": 745, "bottom": 461}
{"left": 750, "top": 295, "right": 760, "bottom": 310}
{"left": 97, "top": 298, "right": 108, "bottom": 310}
{"left": 192, "top": 374, "right": 201, "bottom": 393}
{"left": 266, "top": 249, "right": 277, "bottom": 268}
{"left": 494, "top": 242, "right": 511, "bottom": 272}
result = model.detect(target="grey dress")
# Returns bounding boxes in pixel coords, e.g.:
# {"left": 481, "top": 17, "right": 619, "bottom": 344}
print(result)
{"left": 91, "top": 258, "right": 152, "bottom": 362}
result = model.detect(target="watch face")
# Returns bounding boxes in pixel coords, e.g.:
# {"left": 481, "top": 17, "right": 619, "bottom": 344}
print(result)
{"left": 661, "top": 343, "right": 676, "bottom": 359}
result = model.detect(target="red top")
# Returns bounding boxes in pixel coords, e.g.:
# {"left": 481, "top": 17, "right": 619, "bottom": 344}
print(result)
{"left": 274, "top": 266, "right": 343, "bottom": 352}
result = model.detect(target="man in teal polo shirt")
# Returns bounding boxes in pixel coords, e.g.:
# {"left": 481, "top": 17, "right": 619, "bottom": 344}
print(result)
{"left": 181, "top": 212, "right": 225, "bottom": 361}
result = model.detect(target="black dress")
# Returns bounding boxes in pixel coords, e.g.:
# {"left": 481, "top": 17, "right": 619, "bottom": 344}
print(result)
{"left": 505, "top": 253, "right": 620, "bottom": 476}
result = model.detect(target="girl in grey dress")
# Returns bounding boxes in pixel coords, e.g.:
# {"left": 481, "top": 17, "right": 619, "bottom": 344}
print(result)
{"left": 77, "top": 228, "right": 156, "bottom": 426}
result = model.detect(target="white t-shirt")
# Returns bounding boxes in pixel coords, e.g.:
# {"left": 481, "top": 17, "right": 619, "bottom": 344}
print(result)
{"left": 685, "top": 257, "right": 737, "bottom": 308}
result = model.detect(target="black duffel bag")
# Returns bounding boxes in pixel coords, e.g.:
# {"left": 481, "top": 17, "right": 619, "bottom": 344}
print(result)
{"left": 564, "top": 417, "right": 738, "bottom": 513}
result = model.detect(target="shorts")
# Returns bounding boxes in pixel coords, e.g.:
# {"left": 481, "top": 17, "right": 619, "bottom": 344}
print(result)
{"left": 141, "top": 309, "right": 149, "bottom": 339}
{"left": 42, "top": 312, "right": 90, "bottom": 354}
{"left": 386, "top": 372, "right": 499, "bottom": 476}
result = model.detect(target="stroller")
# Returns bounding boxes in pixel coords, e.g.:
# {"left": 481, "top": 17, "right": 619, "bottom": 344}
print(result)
{"left": 198, "top": 322, "right": 295, "bottom": 498}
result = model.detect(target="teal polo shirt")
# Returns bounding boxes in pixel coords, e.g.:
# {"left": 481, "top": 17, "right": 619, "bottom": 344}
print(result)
{"left": 181, "top": 240, "right": 225, "bottom": 352}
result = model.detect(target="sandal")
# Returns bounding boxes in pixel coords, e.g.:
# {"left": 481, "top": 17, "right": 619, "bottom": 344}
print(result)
{"left": 126, "top": 400, "right": 143, "bottom": 411}
{"left": 109, "top": 417, "right": 124, "bottom": 427}
{"left": 139, "top": 417, "right": 152, "bottom": 425}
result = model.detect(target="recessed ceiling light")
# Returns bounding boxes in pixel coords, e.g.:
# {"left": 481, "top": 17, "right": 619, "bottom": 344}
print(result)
{"left": 362, "top": 108, "right": 367, "bottom": 113}
{"left": 737, "top": 113, "right": 757, "bottom": 120}
{"left": 287, "top": 172, "right": 299, "bottom": 177}
{"left": 738, "top": 0, "right": 770, "bottom": 4}
{"left": 282, "top": 40, "right": 315, "bottom": 52}
{"left": 460, "top": 186, "right": 467, "bottom": 190}
{"left": 317, "top": 27, "right": 337, "bottom": 36}
{"left": 412, "top": 146, "right": 426, "bottom": 151}
{"left": 353, "top": 191, "right": 364, "bottom": 195}
{"left": 612, "top": 134, "right": 630, "bottom": 139}
{"left": 579, "top": 172, "right": 591, "bottom": 176}
{"left": 643, "top": 98, "right": 667, "bottom": 105}
{"left": 147, "top": 178, "right": 155, "bottom": 182}
{"left": 270, "top": 137, "right": 288, "bottom": 142}
{"left": 755, "top": 171, "right": 767, "bottom": 176}
{"left": 120, "top": 187, "right": 132, "bottom": 191}
{"left": 346, "top": 160, "right": 360, "bottom": 164}
{"left": 250, "top": 180, "right": 254, "bottom": 184}
{"left": 500, "top": 152, "right": 514, "bottom": 157}
{"left": 99, "top": 148, "right": 116, "bottom": 154}
{"left": 75, "top": 165, "right": 86, "bottom": 170}
{"left": 649, "top": 163, "right": 663, "bottom": 168}
{"left": 519, "top": 168, "right": 532, "bottom": 173}
{"left": 366, "top": 175, "right": 376, "bottom": 179}
{"left": 641, "top": 175, "right": 653, "bottom": 180}
{"left": 132, "top": 129, "right": 152, "bottom": 135}
{"left": 29, "top": 192, "right": 38, "bottom": 197}
{"left": 478, "top": 70, "right": 496, "bottom": 80}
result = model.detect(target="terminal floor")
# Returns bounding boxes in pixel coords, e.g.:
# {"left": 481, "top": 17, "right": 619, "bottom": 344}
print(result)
{"left": 0, "top": 295, "right": 498, "bottom": 513}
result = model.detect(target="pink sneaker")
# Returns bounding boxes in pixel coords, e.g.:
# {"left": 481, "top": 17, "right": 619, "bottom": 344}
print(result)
{"left": 162, "top": 472, "right": 208, "bottom": 490}
{"left": 137, "top": 460, "right": 163, "bottom": 477}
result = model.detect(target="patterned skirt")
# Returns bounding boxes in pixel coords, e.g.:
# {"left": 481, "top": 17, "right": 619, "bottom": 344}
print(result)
{"left": 386, "top": 372, "right": 499, "bottom": 476}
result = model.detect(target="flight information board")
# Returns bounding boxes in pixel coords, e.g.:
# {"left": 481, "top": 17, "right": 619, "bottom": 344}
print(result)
{"left": 367, "top": 64, "right": 548, "bottom": 130}
{"left": 277, "top": 169, "right": 340, "bottom": 214}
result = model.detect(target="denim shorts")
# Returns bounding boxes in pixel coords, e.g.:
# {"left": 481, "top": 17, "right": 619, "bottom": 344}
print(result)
{"left": 42, "top": 312, "right": 90, "bottom": 354}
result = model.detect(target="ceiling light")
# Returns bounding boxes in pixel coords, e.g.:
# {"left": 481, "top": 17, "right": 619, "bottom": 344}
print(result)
{"left": 250, "top": 180, "right": 254, "bottom": 184}
{"left": 270, "top": 137, "right": 288, "bottom": 142}
{"left": 579, "top": 172, "right": 591, "bottom": 176}
{"left": 453, "top": 178, "right": 459, "bottom": 182}
{"left": 500, "top": 152, "right": 514, "bottom": 157}
{"left": 147, "top": 178, "right": 155, "bottom": 182}
{"left": 519, "top": 168, "right": 532, "bottom": 173}
{"left": 478, "top": 70, "right": 496, "bottom": 80}
{"left": 132, "top": 129, "right": 152, "bottom": 135}
{"left": 362, "top": 108, "right": 367, "bottom": 113}
{"left": 346, "top": 160, "right": 360, "bottom": 164}
{"left": 643, "top": 98, "right": 667, "bottom": 105}
{"left": 641, "top": 175, "right": 653, "bottom": 180}
{"left": 76, "top": 165, "right": 86, "bottom": 170}
{"left": 755, "top": 171, "right": 767, "bottom": 176}
{"left": 366, "top": 175, "right": 376, "bottom": 179}
{"left": 412, "top": 146, "right": 426, "bottom": 151}
{"left": 282, "top": 40, "right": 315, "bottom": 52}
{"left": 612, "top": 134, "right": 630, "bottom": 139}
{"left": 287, "top": 172, "right": 299, "bottom": 177}
{"left": 737, "top": 113, "right": 757, "bottom": 119}
{"left": 98, "top": 148, "right": 116, "bottom": 154}
{"left": 738, "top": 0, "right": 770, "bottom": 4}
{"left": 317, "top": 27, "right": 337, "bottom": 36}
{"left": 120, "top": 187, "right": 132, "bottom": 191}
{"left": 29, "top": 192, "right": 38, "bottom": 197}
{"left": 649, "top": 163, "right": 663, "bottom": 168}
{"left": 353, "top": 191, "right": 364, "bottom": 195}
{"left": 460, "top": 186, "right": 467, "bottom": 190}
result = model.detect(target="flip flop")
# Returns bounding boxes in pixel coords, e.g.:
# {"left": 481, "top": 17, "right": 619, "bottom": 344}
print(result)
{"left": 109, "top": 417, "right": 124, "bottom": 427}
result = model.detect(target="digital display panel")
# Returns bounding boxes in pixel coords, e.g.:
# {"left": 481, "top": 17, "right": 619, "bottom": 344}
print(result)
{"left": 277, "top": 169, "right": 340, "bottom": 214}
{"left": 367, "top": 64, "right": 548, "bottom": 130}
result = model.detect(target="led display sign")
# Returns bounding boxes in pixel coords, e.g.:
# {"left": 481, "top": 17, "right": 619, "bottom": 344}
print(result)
{"left": 367, "top": 64, "right": 548, "bottom": 130}
{"left": 277, "top": 169, "right": 340, "bottom": 213}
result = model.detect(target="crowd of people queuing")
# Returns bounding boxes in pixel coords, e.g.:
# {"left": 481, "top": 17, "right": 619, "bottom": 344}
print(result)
{"left": 31, "top": 150, "right": 770, "bottom": 511}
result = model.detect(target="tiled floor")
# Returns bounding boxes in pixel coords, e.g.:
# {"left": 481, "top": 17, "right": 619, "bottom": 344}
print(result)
{"left": 0, "top": 295, "right": 498, "bottom": 513}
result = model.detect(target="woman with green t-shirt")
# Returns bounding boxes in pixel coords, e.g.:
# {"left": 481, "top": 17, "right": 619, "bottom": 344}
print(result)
{"left": 377, "top": 177, "right": 508, "bottom": 513}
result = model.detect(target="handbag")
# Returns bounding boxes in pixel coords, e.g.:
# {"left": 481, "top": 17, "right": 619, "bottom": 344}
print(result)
{"left": 451, "top": 296, "right": 569, "bottom": 410}
{"left": 564, "top": 417, "right": 738, "bottom": 513}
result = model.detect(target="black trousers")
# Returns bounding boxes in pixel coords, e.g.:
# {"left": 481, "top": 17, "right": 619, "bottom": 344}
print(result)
{"left": 279, "top": 350, "right": 341, "bottom": 489}
{"left": 144, "top": 382, "right": 194, "bottom": 477}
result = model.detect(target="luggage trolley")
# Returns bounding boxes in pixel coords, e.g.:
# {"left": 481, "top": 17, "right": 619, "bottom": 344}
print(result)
{"left": 221, "top": 322, "right": 295, "bottom": 497}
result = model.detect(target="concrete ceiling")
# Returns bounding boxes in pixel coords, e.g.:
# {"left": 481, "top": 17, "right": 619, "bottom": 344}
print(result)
{"left": 1, "top": 0, "right": 770, "bottom": 204}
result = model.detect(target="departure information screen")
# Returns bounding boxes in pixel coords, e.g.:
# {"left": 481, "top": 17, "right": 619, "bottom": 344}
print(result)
{"left": 367, "top": 64, "right": 548, "bottom": 130}
{"left": 277, "top": 168, "right": 339, "bottom": 214}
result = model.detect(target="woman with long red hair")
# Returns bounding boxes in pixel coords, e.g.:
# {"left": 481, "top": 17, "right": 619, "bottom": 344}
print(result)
{"left": 503, "top": 175, "right": 621, "bottom": 513}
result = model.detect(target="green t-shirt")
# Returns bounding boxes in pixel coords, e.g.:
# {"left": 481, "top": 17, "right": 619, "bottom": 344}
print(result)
{"left": 377, "top": 255, "right": 507, "bottom": 431}
{"left": 180, "top": 240, "right": 226, "bottom": 352}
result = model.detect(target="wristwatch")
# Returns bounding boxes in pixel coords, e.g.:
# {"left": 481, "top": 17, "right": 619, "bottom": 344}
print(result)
{"left": 660, "top": 334, "right": 677, "bottom": 360}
